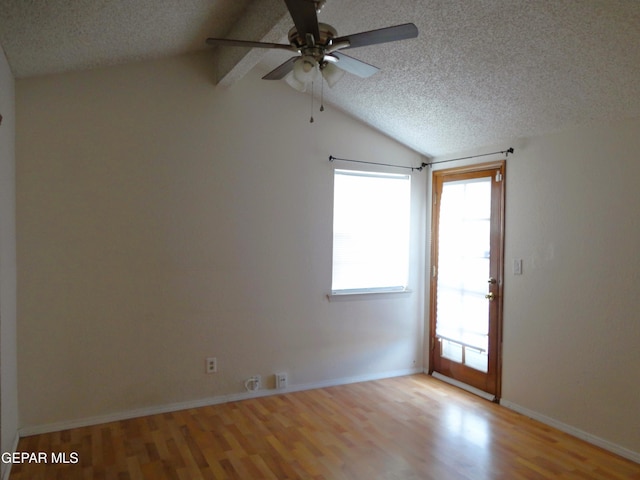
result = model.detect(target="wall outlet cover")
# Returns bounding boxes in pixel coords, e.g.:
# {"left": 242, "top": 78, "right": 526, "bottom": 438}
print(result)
{"left": 206, "top": 357, "right": 217, "bottom": 373}
{"left": 276, "top": 372, "right": 288, "bottom": 389}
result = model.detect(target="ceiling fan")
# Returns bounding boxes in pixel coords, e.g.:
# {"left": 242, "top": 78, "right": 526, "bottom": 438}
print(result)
{"left": 206, "top": 0, "right": 418, "bottom": 92}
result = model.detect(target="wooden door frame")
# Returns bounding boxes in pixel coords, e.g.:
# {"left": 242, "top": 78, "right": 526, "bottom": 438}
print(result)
{"left": 428, "top": 160, "right": 506, "bottom": 401}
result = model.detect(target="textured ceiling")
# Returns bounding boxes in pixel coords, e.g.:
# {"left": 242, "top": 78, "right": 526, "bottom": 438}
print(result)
{"left": 0, "top": 0, "right": 254, "bottom": 77}
{"left": 1, "top": 0, "right": 640, "bottom": 156}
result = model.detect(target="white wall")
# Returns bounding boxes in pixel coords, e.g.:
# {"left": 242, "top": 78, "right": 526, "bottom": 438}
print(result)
{"left": 0, "top": 43, "right": 18, "bottom": 474}
{"left": 16, "top": 52, "right": 426, "bottom": 429}
{"left": 430, "top": 119, "right": 640, "bottom": 457}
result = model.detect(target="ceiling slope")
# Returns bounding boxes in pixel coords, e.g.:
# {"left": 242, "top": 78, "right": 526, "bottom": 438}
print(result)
{"left": 1, "top": 0, "right": 640, "bottom": 156}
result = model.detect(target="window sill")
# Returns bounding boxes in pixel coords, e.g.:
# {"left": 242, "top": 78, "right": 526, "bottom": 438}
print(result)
{"left": 327, "top": 288, "right": 412, "bottom": 302}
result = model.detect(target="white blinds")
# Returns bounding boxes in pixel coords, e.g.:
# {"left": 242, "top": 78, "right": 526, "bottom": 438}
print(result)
{"left": 331, "top": 169, "right": 411, "bottom": 293}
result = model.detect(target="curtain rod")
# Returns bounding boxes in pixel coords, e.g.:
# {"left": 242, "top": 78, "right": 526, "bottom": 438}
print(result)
{"left": 424, "top": 148, "right": 514, "bottom": 167}
{"left": 329, "top": 148, "right": 514, "bottom": 171}
{"left": 328, "top": 155, "right": 425, "bottom": 172}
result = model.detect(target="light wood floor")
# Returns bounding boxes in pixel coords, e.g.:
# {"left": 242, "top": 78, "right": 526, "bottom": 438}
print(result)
{"left": 10, "top": 374, "right": 640, "bottom": 479}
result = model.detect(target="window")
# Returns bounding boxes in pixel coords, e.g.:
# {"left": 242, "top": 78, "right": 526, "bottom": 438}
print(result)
{"left": 331, "top": 169, "right": 411, "bottom": 294}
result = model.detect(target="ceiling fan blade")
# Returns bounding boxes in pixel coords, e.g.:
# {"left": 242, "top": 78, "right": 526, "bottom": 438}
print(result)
{"left": 330, "top": 52, "right": 379, "bottom": 78}
{"left": 283, "top": 0, "right": 320, "bottom": 42}
{"left": 332, "top": 23, "right": 418, "bottom": 50}
{"left": 262, "top": 57, "right": 298, "bottom": 80}
{"left": 206, "top": 37, "right": 295, "bottom": 51}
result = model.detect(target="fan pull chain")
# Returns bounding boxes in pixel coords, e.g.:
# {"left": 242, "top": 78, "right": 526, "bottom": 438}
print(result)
{"left": 310, "top": 80, "right": 314, "bottom": 123}
{"left": 320, "top": 79, "right": 325, "bottom": 112}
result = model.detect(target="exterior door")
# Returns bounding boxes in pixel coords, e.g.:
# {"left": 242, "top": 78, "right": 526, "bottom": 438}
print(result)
{"left": 429, "top": 161, "right": 505, "bottom": 399}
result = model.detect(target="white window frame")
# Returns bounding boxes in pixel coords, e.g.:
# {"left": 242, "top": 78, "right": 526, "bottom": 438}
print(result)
{"left": 331, "top": 168, "right": 412, "bottom": 296}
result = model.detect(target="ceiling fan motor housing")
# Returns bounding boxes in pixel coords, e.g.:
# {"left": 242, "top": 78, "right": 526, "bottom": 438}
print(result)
{"left": 288, "top": 23, "right": 338, "bottom": 65}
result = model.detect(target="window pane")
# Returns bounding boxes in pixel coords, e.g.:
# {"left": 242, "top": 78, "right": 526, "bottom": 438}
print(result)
{"left": 465, "top": 347, "right": 488, "bottom": 372}
{"left": 441, "top": 339, "right": 463, "bottom": 363}
{"left": 332, "top": 170, "right": 410, "bottom": 292}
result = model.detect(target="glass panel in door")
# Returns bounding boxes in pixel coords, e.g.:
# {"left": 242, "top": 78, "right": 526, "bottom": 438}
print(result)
{"left": 436, "top": 177, "right": 491, "bottom": 373}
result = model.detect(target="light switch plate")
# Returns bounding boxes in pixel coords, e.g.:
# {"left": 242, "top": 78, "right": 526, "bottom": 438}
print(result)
{"left": 513, "top": 258, "right": 523, "bottom": 275}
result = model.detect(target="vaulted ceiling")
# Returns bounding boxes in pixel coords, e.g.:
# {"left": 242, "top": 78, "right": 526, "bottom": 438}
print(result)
{"left": 1, "top": 0, "right": 640, "bottom": 156}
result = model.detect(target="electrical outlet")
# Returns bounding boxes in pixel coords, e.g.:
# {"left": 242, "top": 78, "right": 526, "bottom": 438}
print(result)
{"left": 245, "top": 374, "right": 261, "bottom": 392}
{"left": 275, "top": 372, "right": 288, "bottom": 389}
{"left": 206, "top": 357, "right": 217, "bottom": 374}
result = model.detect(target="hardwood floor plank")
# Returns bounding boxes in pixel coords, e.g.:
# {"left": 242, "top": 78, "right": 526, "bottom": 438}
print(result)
{"left": 10, "top": 375, "right": 640, "bottom": 479}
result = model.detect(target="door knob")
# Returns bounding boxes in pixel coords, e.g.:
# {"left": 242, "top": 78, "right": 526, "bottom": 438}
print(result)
{"left": 485, "top": 292, "right": 495, "bottom": 300}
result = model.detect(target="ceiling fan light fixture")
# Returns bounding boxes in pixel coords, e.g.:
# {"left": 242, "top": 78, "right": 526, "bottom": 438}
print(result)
{"left": 284, "top": 55, "right": 320, "bottom": 92}
{"left": 284, "top": 71, "right": 308, "bottom": 92}
{"left": 293, "top": 55, "right": 320, "bottom": 81}
{"left": 321, "top": 62, "right": 345, "bottom": 88}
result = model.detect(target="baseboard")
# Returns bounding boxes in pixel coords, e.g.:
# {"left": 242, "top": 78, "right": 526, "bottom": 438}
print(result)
{"left": 1, "top": 431, "right": 21, "bottom": 480}
{"left": 501, "top": 399, "right": 640, "bottom": 465}
{"left": 18, "top": 367, "right": 422, "bottom": 437}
